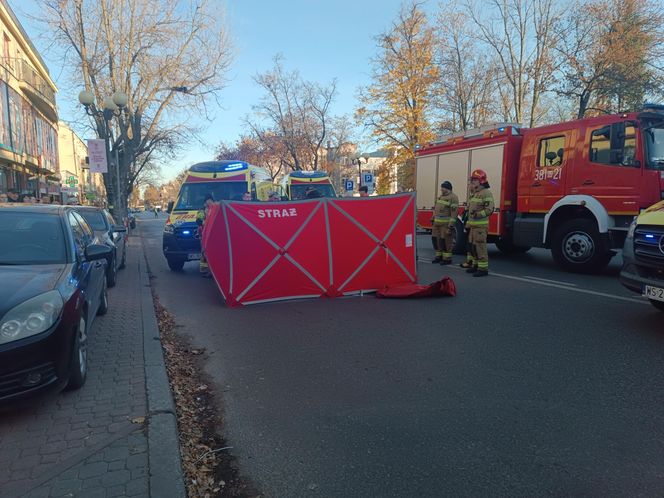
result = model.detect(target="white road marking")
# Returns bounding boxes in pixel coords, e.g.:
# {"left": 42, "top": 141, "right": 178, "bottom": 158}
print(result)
{"left": 419, "top": 258, "right": 648, "bottom": 305}
{"left": 522, "top": 275, "right": 577, "bottom": 287}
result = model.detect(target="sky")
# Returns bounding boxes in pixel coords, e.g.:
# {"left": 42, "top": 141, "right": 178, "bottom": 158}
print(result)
{"left": 12, "top": 0, "right": 437, "bottom": 182}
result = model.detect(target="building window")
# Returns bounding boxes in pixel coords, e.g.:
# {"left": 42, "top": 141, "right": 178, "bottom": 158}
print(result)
{"left": 3, "top": 33, "right": 11, "bottom": 69}
{"left": 538, "top": 136, "right": 565, "bottom": 167}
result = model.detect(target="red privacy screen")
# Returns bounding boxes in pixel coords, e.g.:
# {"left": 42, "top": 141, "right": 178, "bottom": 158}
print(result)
{"left": 203, "top": 193, "right": 417, "bottom": 307}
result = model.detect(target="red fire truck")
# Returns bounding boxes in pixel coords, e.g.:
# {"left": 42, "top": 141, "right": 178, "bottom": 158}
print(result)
{"left": 416, "top": 107, "right": 664, "bottom": 272}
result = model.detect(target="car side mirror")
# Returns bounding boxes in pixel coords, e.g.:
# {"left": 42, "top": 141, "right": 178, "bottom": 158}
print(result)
{"left": 167, "top": 201, "right": 174, "bottom": 213}
{"left": 84, "top": 244, "right": 112, "bottom": 262}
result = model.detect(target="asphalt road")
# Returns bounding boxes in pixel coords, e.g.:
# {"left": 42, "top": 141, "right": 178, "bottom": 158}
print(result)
{"left": 139, "top": 211, "right": 664, "bottom": 498}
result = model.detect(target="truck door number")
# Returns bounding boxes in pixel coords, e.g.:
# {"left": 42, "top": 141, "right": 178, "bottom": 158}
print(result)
{"left": 534, "top": 167, "right": 562, "bottom": 182}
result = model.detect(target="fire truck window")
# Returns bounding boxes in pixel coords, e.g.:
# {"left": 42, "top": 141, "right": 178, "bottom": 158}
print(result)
{"left": 590, "top": 127, "right": 611, "bottom": 163}
{"left": 590, "top": 123, "right": 636, "bottom": 166}
{"left": 538, "top": 136, "right": 565, "bottom": 167}
{"left": 622, "top": 124, "right": 637, "bottom": 165}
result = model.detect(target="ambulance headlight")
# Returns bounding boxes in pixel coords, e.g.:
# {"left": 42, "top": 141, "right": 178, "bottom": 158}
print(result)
{"left": 626, "top": 218, "right": 637, "bottom": 239}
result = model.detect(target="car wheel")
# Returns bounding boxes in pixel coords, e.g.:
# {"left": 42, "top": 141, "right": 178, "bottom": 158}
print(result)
{"left": 66, "top": 314, "right": 88, "bottom": 390}
{"left": 551, "top": 219, "right": 612, "bottom": 273}
{"left": 118, "top": 247, "right": 126, "bottom": 270}
{"left": 650, "top": 299, "right": 664, "bottom": 312}
{"left": 167, "top": 257, "right": 185, "bottom": 271}
{"left": 107, "top": 254, "right": 117, "bottom": 287}
{"left": 97, "top": 277, "right": 109, "bottom": 316}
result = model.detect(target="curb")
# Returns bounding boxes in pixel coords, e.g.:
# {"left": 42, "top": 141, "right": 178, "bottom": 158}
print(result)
{"left": 138, "top": 234, "right": 187, "bottom": 498}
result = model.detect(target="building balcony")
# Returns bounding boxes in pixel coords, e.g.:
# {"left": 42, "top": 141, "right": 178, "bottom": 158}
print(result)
{"left": 18, "top": 60, "right": 57, "bottom": 122}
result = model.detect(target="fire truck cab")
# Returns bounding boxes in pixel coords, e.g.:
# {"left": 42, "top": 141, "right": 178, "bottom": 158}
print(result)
{"left": 416, "top": 107, "right": 664, "bottom": 272}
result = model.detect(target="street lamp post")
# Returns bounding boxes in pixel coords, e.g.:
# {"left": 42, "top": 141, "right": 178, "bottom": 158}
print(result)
{"left": 78, "top": 90, "right": 128, "bottom": 218}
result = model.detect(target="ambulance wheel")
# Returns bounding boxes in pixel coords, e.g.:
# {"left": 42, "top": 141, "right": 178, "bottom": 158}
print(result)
{"left": 452, "top": 221, "right": 467, "bottom": 255}
{"left": 551, "top": 219, "right": 611, "bottom": 273}
{"left": 167, "top": 257, "right": 185, "bottom": 271}
{"left": 495, "top": 238, "right": 531, "bottom": 254}
{"left": 649, "top": 299, "right": 664, "bottom": 312}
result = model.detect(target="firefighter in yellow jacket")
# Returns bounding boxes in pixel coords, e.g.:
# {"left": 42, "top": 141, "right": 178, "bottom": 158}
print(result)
{"left": 432, "top": 181, "right": 459, "bottom": 265}
{"left": 464, "top": 169, "right": 494, "bottom": 277}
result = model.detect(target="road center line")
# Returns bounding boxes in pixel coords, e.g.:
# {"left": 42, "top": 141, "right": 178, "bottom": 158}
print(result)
{"left": 522, "top": 275, "right": 577, "bottom": 287}
{"left": 421, "top": 260, "right": 648, "bottom": 305}
{"left": 490, "top": 271, "right": 647, "bottom": 305}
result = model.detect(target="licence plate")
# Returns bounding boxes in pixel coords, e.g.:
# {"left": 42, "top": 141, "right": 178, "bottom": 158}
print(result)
{"left": 188, "top": 253, "right": 201, "bottom": 260}
{"left": 644, "top": 285, "right": 664, "bottom": 302}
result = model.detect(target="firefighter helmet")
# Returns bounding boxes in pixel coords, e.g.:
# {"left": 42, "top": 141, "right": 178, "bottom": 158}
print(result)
{"left": 470, "top": 169, "right": 487, "bottom": 183}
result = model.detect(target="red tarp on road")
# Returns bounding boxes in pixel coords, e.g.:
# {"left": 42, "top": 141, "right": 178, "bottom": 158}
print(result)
{"left": 203, "top": 194, "right": 417, "bottom": 307}
{"left": 376, "top": 276, "right": 457, "bottom": 299}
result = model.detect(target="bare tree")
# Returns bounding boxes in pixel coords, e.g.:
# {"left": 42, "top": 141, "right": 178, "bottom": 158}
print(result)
{"left": 37, "top": 0, "right": 233, "bottom": 220}
{"left": 466, "top": 0, "right": 560, "bottom": 127}
{"left": 246, "top": 55, "right": 337, "bottom": 172}
{"left": 217, "top": 134, "right": 288, "bottom": 181}
{"left": 434, "top": 4, "right": 499, "bottom": 132}
{"left": 555, "top": 0, "right": 663, "bottom": 117}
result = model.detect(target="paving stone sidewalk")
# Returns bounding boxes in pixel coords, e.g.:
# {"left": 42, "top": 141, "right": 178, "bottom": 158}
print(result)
{"left": 0, "top": 232, "right": 184, "bottom": 498}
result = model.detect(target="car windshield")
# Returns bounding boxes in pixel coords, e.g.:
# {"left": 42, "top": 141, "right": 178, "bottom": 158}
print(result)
{"left": 76, "top": 210, "right": 107, "bottom": 230}
{"left": 0, "top": 212, "right": 67, "bottom": 264}
{"left": 175, "top": 181, "right": 248, "bottom": 210}
{"left": 290, "top": 184, "right": 336, "bottom": 199}
{"left": 643, "top": 124, "right": 664, "bottom": 170}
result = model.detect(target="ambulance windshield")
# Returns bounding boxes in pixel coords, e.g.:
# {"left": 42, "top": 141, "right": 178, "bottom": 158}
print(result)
{"left": 175, "top": 182, "right": 247, "bottom": 210}
{"left": 290, "top": 184, "right": 336, "bottom": 200}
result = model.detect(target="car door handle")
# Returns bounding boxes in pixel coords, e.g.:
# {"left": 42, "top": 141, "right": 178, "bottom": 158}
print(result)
{"left": 582, "top": 179, "right": 595, "bottom": 185}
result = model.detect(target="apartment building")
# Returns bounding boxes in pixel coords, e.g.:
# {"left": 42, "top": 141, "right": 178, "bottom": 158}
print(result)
{"left": 58, "top": 122, "right": 106, "bottom": 205}
{"left": 0, "top": 0, "right": 58, "bottom": 200}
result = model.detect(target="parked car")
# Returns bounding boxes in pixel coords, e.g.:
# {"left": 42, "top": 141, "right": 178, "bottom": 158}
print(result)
{"left": 620, "top": 200, "right": 664, "bottom": 312}
{"left": 127, "top": 209, "right": 137, "bottom": 229}
{"left": 73, "top": 206, "right": 127, "bottom": 287}
{"left": 0, "top": 204, "right": 112, "bottom": 402}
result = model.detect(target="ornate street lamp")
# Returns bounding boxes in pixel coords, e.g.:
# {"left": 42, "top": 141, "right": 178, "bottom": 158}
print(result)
{"left": 78, "top": 90, "right": 128, "bottom": 217}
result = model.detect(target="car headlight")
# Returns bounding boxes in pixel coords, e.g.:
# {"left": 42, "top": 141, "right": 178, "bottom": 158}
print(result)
{"left": 0, "top": 291, "right": 64, "bottom": 345}
{"left": 164, "top": 224, "right": 174, "bottom": 234}
{"left": 626, "top": 218, "right": 637, "bottom": 239}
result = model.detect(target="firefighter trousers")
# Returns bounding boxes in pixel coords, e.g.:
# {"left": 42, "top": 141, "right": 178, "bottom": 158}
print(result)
{"left": 433, "top": 224, "right": 454, "bottom": 261}
{"left": 468, "top": 226, "right": 488, "bottom": 271}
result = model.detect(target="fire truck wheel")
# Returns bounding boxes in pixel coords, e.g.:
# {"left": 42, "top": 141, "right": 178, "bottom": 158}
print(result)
{"left": 495, "top": 238, "right": 531, "bottom": 254}
{"left": 551, "top": 219, "right": 611, "bottom": 273}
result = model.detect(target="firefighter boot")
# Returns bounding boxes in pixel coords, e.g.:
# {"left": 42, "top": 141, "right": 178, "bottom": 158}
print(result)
{"left": 473, "top": 269, "right": 489, "bottom": 277}
{"left": 440, "top": 259, "right": 452, "bottom": 265}
{"left": 466, "top": 265, "right": 477, "bottom": 274}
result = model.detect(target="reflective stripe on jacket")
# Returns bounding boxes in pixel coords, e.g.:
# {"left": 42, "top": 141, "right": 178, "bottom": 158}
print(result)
{"left": 466, "top": 188, "right": 494, "bottom": 227}
{"left": 433, "top": 192, "right": 460, "bottom": 225}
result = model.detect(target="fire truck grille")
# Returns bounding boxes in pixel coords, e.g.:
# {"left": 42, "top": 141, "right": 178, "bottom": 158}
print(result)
{"left": 634, "top": 226, "right": 664, "bottom": 265}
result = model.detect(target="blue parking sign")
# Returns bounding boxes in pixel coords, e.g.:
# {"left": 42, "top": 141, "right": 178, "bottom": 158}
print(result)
{"left": 364, "top": 173, "right": 373, "bottom": 184}
{"left": 345, "top": 180, "right": 354, "bottom": 191}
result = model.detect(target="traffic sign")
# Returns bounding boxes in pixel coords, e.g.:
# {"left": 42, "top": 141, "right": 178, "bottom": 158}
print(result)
{"left": 364, "top": 173, "right": 373, "bottom": 184}
{"left": 345, "top": 180, "right": 354, "bottom": 191}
